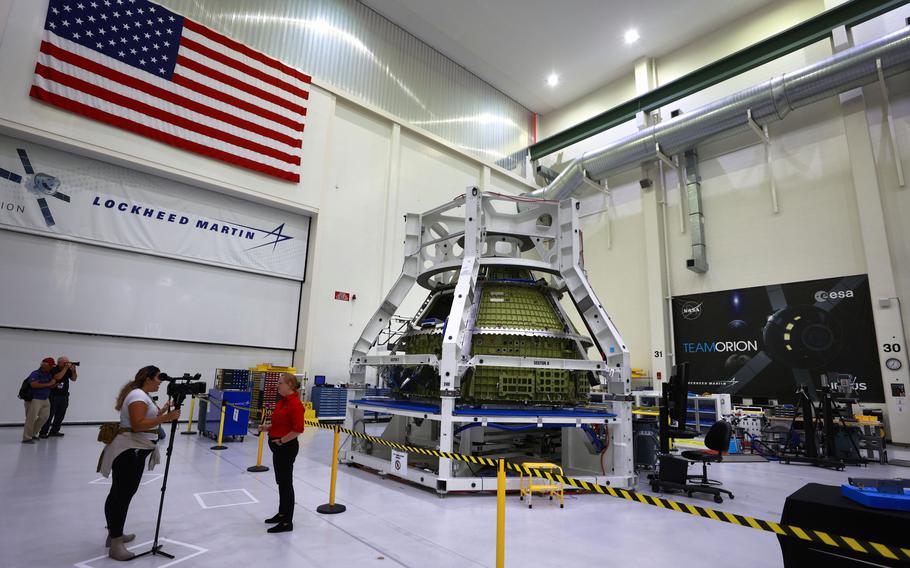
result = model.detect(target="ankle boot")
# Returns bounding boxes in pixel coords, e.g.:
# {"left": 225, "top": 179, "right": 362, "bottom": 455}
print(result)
{"left": 105, "top": 533, "right": 135, "bottom": 547}
{"left": 108, "top": 536, "right": 136, "bottom": 561}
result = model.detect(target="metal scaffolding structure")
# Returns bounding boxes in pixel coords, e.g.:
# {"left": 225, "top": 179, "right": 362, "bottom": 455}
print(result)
{"left": 342, "top": 188, "right": 634, "bottom": 493}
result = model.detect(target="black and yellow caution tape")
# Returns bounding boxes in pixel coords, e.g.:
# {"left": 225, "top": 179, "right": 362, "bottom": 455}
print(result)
{"left": 300, "top": 419, "right": 910, "bottom": 563}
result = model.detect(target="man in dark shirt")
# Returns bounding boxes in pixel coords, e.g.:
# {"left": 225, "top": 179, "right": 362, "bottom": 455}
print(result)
{"left": 39, "top": 356, "right": 77, "bottom": 438}
{"left": 22, "top": 357, "right": 58, "bottom": 443}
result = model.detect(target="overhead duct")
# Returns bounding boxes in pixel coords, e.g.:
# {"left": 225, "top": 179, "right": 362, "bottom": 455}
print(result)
{"left": 535, "top": 164, "right": 560, "bottom": 185}
{"left": 683, "top": 150, "right": 708, "bottom": 273}
{"left": 527, "top": 26, "right": 910, "bottom": 202}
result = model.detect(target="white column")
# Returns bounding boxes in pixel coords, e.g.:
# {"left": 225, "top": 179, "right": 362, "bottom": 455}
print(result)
{"left": 635, "top": 57, "right": 672, "bottom": 382}
{"left": 379, "top": 122, "right": 402, "bottom": 294}
{"left": 839, "top": 87, "right": 910, "bottom": 444}
{"left": 295, "top": 94, "right": 338, "bottom": 377}
{"left": 830, "top": 22, "right": 910, "bottom": 443}
{"left": 480, "top": 164, "right": 491, "bottom": 191}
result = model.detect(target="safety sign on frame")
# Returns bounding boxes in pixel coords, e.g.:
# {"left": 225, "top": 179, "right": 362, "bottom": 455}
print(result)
{"left": 391, "top": 450, "right": 408, "bottom": 478}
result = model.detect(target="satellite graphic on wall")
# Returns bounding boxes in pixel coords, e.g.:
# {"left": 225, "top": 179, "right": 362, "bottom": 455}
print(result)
{"left": 0, "top": 148, "right": 70, "bottom": 227}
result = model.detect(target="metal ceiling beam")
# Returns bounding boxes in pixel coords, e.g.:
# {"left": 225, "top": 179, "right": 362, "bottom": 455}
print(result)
{"left": 529, "top": 0, "right": 909, "bottom": 162}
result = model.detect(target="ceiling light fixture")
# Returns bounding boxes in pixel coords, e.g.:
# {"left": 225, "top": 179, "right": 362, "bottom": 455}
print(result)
{"left": 546, "top": 73, "right": 559, "bottom": 87}
{"left": 624, "top": 28, "right": 640, "bottom": 44}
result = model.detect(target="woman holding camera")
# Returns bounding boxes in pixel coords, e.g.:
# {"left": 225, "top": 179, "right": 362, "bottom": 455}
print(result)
{"left": 260, "top": 373, "right": 305, "bottom": 533}
{"left": 98, "top": 365, "right": 180, "bottom": 561}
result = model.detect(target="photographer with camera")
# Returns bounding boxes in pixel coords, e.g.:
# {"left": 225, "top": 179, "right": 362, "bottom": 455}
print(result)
{"left": 21, "top": 357, "right": 58, "bottom": 443}
{"left": 259, "top": 373, "right": 305, "bottom": 533}
{"left": 97, "top": 365, "right": 180, "bottom": 561}
{"left": 39, "top": 356, "right": 78, "bottom": 438}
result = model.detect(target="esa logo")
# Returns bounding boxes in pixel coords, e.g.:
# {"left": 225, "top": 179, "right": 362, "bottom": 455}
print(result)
{"left": 814, "top": 289, "right": 854, "bottom": 302}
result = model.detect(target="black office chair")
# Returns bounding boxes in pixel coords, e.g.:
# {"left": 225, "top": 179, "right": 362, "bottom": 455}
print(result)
{"left": 650, "top": 368, "right": 734, "bottom": 503}
{"left": 682, "top": 420, "right": 734, "bottom": 497}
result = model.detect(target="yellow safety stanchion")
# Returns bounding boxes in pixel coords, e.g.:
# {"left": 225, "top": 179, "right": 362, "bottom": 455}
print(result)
{"left": 316, "top": 426, "right": 346, "bottom": 514}
{"left": 496, "top": 459, "right": 505, "bottom": 568}
{"left": 210, "top": 402, "right": 227, "bottom": 450}
{"left": 180, "top": 395, "right": 198, "bottom": 436}
{"left": 248, "top": 431, "right": 268, "bottom": 471}
{"left": 247, "top": 409, "right": 270, "bottom": 473}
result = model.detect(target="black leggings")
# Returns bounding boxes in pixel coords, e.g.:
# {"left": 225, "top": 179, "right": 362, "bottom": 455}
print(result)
{"left": 269, "top": 438, "right": 299, "bottom": 521}
{"left": 104, "top": 448, "right": 152, "bottom": 538}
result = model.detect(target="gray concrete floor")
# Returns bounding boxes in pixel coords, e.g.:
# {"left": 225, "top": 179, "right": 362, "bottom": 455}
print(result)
{"left": 1, "top": 424, "right": 908, "bottom": 568}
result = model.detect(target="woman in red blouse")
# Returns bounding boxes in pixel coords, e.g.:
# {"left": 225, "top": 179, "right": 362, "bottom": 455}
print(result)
{"left": 259, "top": 373, "right": 305, "bottom": 533}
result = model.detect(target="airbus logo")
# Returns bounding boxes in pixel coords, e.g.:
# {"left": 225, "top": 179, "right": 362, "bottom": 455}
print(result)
{"left": 814, "top": 289, "right": 854, "bottom": 302}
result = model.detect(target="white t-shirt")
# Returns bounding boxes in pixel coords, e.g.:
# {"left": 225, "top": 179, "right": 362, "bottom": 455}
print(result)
{"left": 121, "top": 388, "right": 158, "bottom": 440}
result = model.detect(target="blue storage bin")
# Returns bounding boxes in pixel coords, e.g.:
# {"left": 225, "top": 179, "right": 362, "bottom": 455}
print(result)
{"left": 202, "top": 389, "right": 251, "bottom": 440}
{"left": 311, "top": 387, "right": 347, "bottom": 419}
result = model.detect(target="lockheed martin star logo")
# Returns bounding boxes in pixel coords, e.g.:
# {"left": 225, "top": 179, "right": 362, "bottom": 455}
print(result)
{"left": 217, "top": 219, "right": 294, "bottom": 251}
{"left": 248, "top": 222, "right": 293, "bottom": 251}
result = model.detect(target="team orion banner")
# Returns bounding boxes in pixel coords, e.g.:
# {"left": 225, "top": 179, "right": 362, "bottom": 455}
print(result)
{"left": 671, "top": 274, "right": 884, "bottom": 403}
{"left": 0, "top": 135, "right": 309, "bottom": 280}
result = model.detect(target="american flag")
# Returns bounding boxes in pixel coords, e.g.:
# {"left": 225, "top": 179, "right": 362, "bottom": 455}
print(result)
{"left": 31, "top": 0, "right": 309, "bottom": 183}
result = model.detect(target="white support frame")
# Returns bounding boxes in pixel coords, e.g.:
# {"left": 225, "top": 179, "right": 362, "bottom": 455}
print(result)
{"left": 350, "top": 212, "right": 424, "bottom": 381}
{"left": 342, "top": 188, "right": 635, "bottom": 492}
{"left": 747, "top": 108, "right": 779, "bottom": 214}
{"left": 350, "top": 401, "right": 620, "bottom": 426}
{"left": 655, "top": 143, "right": 677, "bottom": 170}
{"left": 465, "top": 355, "right": 614, "bottom": 372}
{"left": 364, "top": 354, "right": 439, "bottom": 367}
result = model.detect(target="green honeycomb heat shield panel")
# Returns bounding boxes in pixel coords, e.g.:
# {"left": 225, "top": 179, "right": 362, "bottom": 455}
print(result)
{"left": 395, "top": 267, "right": 590, "bottom": 405}
{"left": 475, "top": 285, "right": 563, "bottom": 331}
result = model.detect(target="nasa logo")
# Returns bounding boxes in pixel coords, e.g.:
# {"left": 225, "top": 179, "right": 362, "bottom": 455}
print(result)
{"left": 814, "top": 289, "right": 854, "bottom": 302}
{"left": 681, "top": 301, "right": 703, "bottom": 320}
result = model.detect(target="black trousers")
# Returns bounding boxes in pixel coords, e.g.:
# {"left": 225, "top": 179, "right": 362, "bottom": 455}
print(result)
{"left": 40, "top": 394, "right": 69, "bottom": 435}
{"left": 269, "top": 438, "right": 299, "bottom": 521}
{"left": 104, "top": 448, "right": 152, "bottom": 538}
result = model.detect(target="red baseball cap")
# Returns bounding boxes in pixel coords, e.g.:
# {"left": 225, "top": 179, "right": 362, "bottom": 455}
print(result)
{"left": 42, "top": 357, "right": 55, "bottom": 365}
